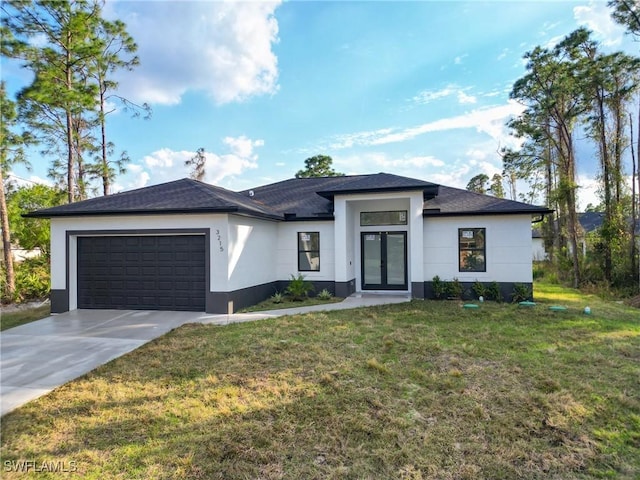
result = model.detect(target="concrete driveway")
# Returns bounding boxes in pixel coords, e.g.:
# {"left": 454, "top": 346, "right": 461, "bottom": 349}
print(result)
{"left": 0, "top": 309, "right": 214, "bottom": 416}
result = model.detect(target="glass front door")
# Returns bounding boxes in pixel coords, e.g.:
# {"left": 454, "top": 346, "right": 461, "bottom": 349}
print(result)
{"left": 361, "top": 232, "right": 407, "bottom": 290}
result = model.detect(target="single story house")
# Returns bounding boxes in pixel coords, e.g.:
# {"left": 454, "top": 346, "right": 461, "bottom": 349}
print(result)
{"left": 26, "top": 173, "right": 552, "bottom": 314}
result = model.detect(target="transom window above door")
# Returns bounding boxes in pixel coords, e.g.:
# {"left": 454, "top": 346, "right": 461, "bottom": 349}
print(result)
{"left": 360, "top": 210, "right": 407, "bottom": 226}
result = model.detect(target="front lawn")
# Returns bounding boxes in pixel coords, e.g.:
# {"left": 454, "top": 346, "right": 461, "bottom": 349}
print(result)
{"left": 1, "top": 283, "right": 639, "bottom": 479}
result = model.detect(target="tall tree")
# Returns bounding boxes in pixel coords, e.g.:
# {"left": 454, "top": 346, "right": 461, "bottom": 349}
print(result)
{"left": 1, "top": 0, "right": 142, "bottom": 201}
{"left": 295, "top": 155, "right": 344, "bottom": 178}
{"left": 488, "top": 173, "right": 505, "bottom": 198}
{"left": 560, "top": 28, "right": 640, "bottom": 282}
{"left": 509, "top": 39, "right": 586, "bottom": 287}
{"left": 91, "top": 17, "right": 147, "bottom": 196}
{"left": 465, "top": 173, "right": 489, "bottom": 194}
{"left": 0, "top": 82, "right": 31, "bottom": 300}
{"left": 608, "top": 0, "right": 640, "bottom": 38}
{"left": 185, "top": 148, "right": 207, "bottom": 181}
{"left": 3, "top": 0, "right": 103, "bottom": 203}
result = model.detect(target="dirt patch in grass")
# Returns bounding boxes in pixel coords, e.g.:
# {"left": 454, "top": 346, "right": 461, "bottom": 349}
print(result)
{"left": 1, "top": 284, "right": 639, "bottom": 479}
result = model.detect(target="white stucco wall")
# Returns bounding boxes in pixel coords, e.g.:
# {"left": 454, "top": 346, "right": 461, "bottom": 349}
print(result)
{"left": 334, "top": 191, "right": 424, "bottom": 291}
{"left": 423, "top": 214, "right": 533, "bottom": 283}
{"left": 227, "top": 215, "right": 279, "bottom": 290}
{"left": 276, "top": 221, "right": 335, "bottom": 281}
{"left": 50, "top": 213, "right": 228, "bottom": 310}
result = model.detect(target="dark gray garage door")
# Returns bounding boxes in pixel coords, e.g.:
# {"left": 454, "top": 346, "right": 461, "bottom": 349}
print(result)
{"left": 77, "top": 235, "right": 206, "bottom": 311}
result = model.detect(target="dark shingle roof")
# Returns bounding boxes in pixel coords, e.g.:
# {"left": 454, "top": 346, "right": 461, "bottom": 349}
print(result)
{"left": 423, "top": 185, "right": 551, "bottom": 216}
{"left": 25, "top": 178, "right": 281, "bottom": 219}
{"left": 26, "top": 173, "right": 552, "bottom": 220}
{"left": 239, "top": 173, "right": 439, "bottom": 218}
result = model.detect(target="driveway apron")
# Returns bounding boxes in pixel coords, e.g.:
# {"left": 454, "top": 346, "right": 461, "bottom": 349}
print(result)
{"left": 0, "top": 309, "right": 211, "bottom": 416}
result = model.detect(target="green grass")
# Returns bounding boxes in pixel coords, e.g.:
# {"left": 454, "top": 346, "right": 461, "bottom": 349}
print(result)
{"left": 1, "top": 282, "right": 639, "bottom": 479}
{"left": 0, "top": 304, "right": 50, "bottom": 331}
{"left": 238, "top": 295, "right": 343, "bottom": 312}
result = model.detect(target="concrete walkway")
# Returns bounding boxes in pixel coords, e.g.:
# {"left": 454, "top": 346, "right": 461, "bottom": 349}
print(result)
{"left": 1, "top": 293, "right": 410, "bottom": 416}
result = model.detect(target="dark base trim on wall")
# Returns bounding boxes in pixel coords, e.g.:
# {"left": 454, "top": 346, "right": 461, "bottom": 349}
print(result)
{"left": 411, "top": 282, "right": 425, "bottom": 299}
{"left": 423, "top": 281, "right": 533, "bottom": 302}
{"left": 335, "top": 279, "right": 356, "bottom": 298}
{"left": 50, "top": 289, "right": 69, "bottom": 313}
{"left": 207, "top": 282, "right": 280, "bottom": 314}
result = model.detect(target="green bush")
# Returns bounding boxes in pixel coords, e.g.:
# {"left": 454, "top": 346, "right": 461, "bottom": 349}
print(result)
{"left": 271, "top": 292, "right": 284, "bottom": 304}
{"left": 5, "top": 256, "right": 50, "bottom": 303}
{"left": 432, "top": 276, "right": 446, "bottom": 299}
{"left": 486, "top": 281, "right": 503, "bottom": 302}
{"left": 511, "top": 283, "right": 532, "bottom": 303}
{"left": 317, "top": 288, "right": 333, "bottom": 300}
{"left": 285, "top": 274, "right": 314, "bottom": 301}
{"left": 472, "top": 280, "right": 487, "bottom": 299}
{"left": 445, "top": 278, "right": 463, "bottom": 299}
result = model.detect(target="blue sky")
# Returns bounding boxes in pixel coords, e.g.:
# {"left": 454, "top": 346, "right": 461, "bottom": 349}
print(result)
{"left": 4, "top": 0, "right": 638, "bottom": 208}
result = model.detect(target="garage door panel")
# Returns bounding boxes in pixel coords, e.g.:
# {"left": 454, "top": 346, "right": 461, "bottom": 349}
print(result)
{"left": 78, "top": 235, "right": 206, "bottom": 311}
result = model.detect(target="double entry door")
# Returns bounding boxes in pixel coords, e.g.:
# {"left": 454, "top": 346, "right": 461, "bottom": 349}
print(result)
{"left": 361, "top": 231, "right": 407, "bottom": 290}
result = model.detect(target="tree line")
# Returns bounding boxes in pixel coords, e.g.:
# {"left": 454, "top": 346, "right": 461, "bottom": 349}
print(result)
{"left": 468, "top": 1, "right": 640, "bottom": 292}
{"left": 1, "top": 0, "right": 146, "bottom": 300}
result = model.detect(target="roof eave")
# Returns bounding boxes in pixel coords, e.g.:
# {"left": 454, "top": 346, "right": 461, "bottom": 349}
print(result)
{"left": 422, "top": 209, "right": 554, "bottom": 217}
{"left": 24, "top": 206, "right": 282, "bottom": 221}
{"left": 317, "top": 185, "right": 438, "bottom": 199}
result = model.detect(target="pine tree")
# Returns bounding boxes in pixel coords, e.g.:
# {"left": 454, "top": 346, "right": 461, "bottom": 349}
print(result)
{"left": 0, "top": 82, "right": 31, "bottom": 300}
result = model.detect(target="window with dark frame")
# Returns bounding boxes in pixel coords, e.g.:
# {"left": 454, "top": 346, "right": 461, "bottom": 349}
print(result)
{"left": 360, "top": 210, "right": 407, "bottom": 226}
{"left": 298, "top": 232, "right": 320, "bottom": 271}
{"left": 458, "top": 228, "right": 486, "bottom": 272}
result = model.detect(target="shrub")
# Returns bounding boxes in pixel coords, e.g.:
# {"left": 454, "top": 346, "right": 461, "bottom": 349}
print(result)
{"left": 271, "top": 292, "right": 284, "bottom": 304}
{"left": 285, "top": 274, "right": 314, "bottom": 301}
{"left": 432, "top": 275, "right": 446, "bottom": 299}
{"left": 445, "top": 278, "right": 463, "bottom": 299}
{"left": 317, "top": 289, "right": 333, "bottom": 300}
{"left": 486, "top": 281, "right": 503, "bottom": 302}
{"left": 472, "top": 280, "right": 486, "bottom": 300}
{"left": 511, "top": 283, "right": 532, "bottom": 303}
{"left": 11, "top": 256, "right": 50, "bottom": 303}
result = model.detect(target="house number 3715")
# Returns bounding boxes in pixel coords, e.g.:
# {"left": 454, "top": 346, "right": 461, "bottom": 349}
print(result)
{"left": 215, "top": 229, "right": 224, "bottom": 252}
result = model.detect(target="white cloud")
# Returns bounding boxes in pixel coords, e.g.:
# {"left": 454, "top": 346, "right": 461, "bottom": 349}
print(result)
{"left": 577, "top": 174, "right": 600, "bottom": 211}
{"left": 457, "top": 91, "right": 477, "bottom": 104}
{"left": 142, "top": 148, "right": 176, "bottom": 169}
{"left": 412, "top": 84, "right": 476, "bottom": 106}
{"left": 6, "top": 173, "right": 52, "bottom": 188}
{"left": 332, "top": 100, "right": 524, "bottom": 149}
{"left": 127, "top": 136, "right": 264, "bottom": 189}
{"left": 429, "top": 164, "right": 473, "bottom": 189}
{"left": 574, "top": 1, "right": 626, "bottom": 47}
{"left": 412, "top": 86, "right": 455, "bottom": 104}
{"left": 223, "top": 136, "right": 264, "bottom": 159}
{"left": 334, "top": 152, "right": 445, "bottom": 179}
{"left": 454, "top": 54, "right": 468, "bottom": 65}
{"left": 111, "top": 1, "right": 281, "bottom": 106}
